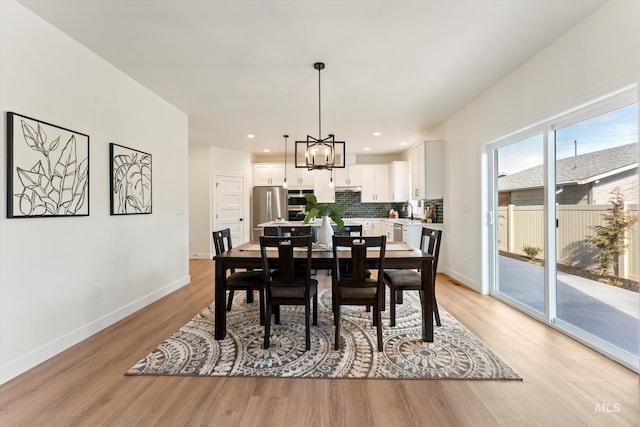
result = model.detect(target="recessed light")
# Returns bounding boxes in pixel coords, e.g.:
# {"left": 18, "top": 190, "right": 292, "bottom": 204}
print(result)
{"left": 364, "top": 147, "right": 371, "bottom": 151}
{"left": 400, "top": 142, "right": 407, "bottom": 146}
{"left": 373, "top": 132, "right": 381, "bottom": 136}
{"left": 247, "top": 134, "right": 255, "bottom": 138}
{"left": 263, "top": 149, "right": 270, "bottom": 152}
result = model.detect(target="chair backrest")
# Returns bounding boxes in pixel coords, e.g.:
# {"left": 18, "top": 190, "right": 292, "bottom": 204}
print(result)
{"left": 212, "top": 228, "right": 232, "bottom": 256}
{"left": 333, "top": 224, "right": 363, "bottom": 237}
{"left": 419, "top": 228, "right": 443, "bottom": 274}
{"left": 260, "top": 235, "right": 313, "bottom": 286}
{"left": 332, "top": 235, "right": 386, "bottom": 286}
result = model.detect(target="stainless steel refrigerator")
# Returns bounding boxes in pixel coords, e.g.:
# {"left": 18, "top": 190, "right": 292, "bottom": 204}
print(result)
{"left": 252, "top": 186, "right": 287, "bottom": 242}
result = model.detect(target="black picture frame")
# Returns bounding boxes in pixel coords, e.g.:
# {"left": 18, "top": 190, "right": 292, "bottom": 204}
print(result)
{"left": 109, "top": 143, "right": 152, "bottom": 215}
{"left": 6, "top": 112, "right": 90, "bottom": 218}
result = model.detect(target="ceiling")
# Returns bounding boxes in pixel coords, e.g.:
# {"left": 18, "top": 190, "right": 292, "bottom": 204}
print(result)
{"left": 19, "top": 0, "right": 605, "bottom": 156}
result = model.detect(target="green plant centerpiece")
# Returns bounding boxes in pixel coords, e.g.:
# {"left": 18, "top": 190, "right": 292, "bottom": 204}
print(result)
{"left": 302, "top": 194, "right": 344, "bottom": 230}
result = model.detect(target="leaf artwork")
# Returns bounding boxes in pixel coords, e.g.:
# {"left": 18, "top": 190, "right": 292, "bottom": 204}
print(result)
{"left": 8, "top": 113, "right": 89, "bottom": 217}
{"left": 110, "top": 144, "right": 152, "bottom": 215}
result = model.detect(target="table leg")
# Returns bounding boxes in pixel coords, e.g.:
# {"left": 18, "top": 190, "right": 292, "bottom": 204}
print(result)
{"left": 421, "top": 258, "right": 434, "bottom": 342}
{"left": 214, "top": 260, "right": 226, "bottom": 340}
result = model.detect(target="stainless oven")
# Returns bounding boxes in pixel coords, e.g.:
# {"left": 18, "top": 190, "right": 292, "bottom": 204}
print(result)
{"left": 287, "top": 189, "right": 313, "bottom": 220}
{"left": 288, "top": 209, "right": 306, "bottom": 221}
{"left": 287, "top": 189, "right": 313, "bottom": 206}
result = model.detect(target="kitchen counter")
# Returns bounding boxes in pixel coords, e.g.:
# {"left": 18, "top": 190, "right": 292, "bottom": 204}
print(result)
{"left": 386, "top": 219, "right": 444, "bottom": 229}
{"left": 258, "top": 218, "right": 443, "bottom": 228}
{"left": 257, "top": 219, "right": 362, "bottom": 227}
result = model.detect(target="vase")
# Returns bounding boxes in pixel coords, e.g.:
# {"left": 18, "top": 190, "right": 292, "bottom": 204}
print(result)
{"left": 317, "top": 215, "right": 334, "bottom": 247}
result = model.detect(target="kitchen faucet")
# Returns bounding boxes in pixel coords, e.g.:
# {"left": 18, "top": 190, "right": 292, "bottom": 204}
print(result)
{"left": 405, "top": 202, "right": 414, "bottom": 220}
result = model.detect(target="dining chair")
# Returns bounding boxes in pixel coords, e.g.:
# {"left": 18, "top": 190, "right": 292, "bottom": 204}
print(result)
{"left": 332, "top": 224, "right": 371, "bottom": 280}
{"left": 383, "top": 228, "right": 442, "bottom": 327}
{"left": 212, "top": 228, "right": 265, "bottom": 324}
{"left": 259, "top": 235, "right": 318, "bottom": 351}
{"left": 270, "top": 225, "right": 314, "bottom": 277}
{"left": 278, "top": 225, "right": 313, "bottom": 237}
{"left": 333, "top": 224, "right": 363, "bottom": 237}
{"left": 332, "top": 235, "right": 386, "bottom": 351}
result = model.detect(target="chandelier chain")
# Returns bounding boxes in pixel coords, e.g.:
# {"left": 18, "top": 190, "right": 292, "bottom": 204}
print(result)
{"left": 318, "top": 64, "right": 322, "bottom": 139}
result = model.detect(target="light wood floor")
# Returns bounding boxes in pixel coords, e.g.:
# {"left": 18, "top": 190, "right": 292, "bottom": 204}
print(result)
{"left": 1, "top": 260, "right": 638, "bottom": 426}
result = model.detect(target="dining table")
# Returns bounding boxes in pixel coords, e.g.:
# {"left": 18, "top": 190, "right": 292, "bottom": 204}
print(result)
{"left": 213, "top": 241, "right": 435, "bottom": 342}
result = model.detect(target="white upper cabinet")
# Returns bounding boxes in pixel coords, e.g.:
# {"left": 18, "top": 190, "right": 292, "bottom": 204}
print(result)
{"left": 410, "top": 141, "right": 443, "bottom": 200}
{"left": 410, "top": 143, "right": 425, "bottom": 199}
{"left": 390, "top": 160, "right": 409, "bottom": 202}
{"left": 334, "top": 164, "right": 362, "bottom": 187}
{"left": 286, "top": 164, "right": 314, "bottom": 188}
{"left": 254, "top": 164, "right": 285, "bottom": 186}
{"left": 360, "top": 164, "right": 391, "bottom": 202}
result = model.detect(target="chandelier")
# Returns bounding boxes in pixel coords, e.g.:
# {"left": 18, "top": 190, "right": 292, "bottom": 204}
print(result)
{"left": 295, "top": 62, "right": 345, "bottom": 171}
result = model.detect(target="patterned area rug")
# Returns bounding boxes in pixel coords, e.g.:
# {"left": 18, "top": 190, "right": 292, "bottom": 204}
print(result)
{"left": 126, "top": 290, "right": 521, "bottom": 380}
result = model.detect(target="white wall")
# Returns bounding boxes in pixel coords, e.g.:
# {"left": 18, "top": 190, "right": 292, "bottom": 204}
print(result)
{"left": 0, "top": 1, "right": 189, "bottom": 383}
{"left": 210, "top": 147, "right": 253, "bottom": 245}
{"left": 188, "top": 145, "right": 212, "bottom": 258}
{"left": 188, "top": 146, "right": 253, "bottom": 258}
{"left": 438, "top": 1, "right": 640, "bottom": 293}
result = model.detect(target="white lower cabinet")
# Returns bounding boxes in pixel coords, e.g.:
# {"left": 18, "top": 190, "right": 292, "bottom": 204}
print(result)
{"left": 384, "top": 221, "right": 395, "bottom": 242}
{"left": 362, "top": 219, "right": 383, "bottom": 236}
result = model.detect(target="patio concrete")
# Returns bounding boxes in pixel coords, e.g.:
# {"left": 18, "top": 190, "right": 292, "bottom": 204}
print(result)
{"left": 498, "top": 255, "right": 639, "bottom": 355}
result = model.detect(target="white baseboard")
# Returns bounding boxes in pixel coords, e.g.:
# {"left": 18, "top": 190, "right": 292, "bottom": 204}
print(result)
{"left": 189, "top": 252, "right": 212, "bottom": 260}
{"left": 0, "top": 275, "right": 190, "bottom": 385}
{"left": 440, "top": 266, "right": 482, "bottom": 294}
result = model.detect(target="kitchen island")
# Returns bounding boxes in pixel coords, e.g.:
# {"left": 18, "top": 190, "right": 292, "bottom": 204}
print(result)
{"left": 257, "top": 219, "right": 361, "bottom": 228}
{"left": 256, "top": 218, "right": 443, "bottom": 248}
{"left": 256, "top": 219, "right": 362, "bottom": 241}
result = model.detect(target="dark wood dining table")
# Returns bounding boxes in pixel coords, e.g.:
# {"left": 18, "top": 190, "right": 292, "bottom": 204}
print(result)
{"left": 213, "top": 242, "right": 435, "bottom": 342}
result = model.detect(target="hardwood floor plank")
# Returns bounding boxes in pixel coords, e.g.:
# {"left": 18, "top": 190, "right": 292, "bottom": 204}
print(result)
{"left": 0, "top": 260, "right": 638, "bottom": 427}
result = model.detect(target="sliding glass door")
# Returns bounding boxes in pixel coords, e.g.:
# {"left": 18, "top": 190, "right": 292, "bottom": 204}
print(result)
{"left": 488, "top": 91, "right": 639, "bottom": 369}
{"left": 495, "top": 135, "right": 546, "bottom": 315}
{"left": 554, "top": 103, "right": 639, "bottom": 357}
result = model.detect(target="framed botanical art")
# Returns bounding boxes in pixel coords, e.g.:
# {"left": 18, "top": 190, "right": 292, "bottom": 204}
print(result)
{"left": 109, "top": 143, "right": 152, "bottom": 215}
{"left": 6, "top": 112, "right": 90, "bottom": 218}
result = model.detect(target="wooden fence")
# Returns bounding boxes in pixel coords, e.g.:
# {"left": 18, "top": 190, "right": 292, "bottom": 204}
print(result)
{"left": 498, "top": 203, "right": 639, "bottom": 281}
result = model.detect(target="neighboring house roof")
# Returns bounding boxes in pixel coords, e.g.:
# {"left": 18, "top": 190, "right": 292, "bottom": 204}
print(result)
{"left": 498, "top": 143, "right": 638, "bottom": 191}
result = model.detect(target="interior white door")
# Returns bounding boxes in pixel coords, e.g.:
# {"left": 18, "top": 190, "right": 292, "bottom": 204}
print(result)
{"left": 215, "top": 175, "right": 246, "bottom": 245}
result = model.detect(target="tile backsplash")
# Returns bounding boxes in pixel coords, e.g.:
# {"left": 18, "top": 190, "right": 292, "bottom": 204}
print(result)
{"left": 335, "top": 192, "right": 404, "bottom": 218}
{"left": 423, "top": 199, "right": 444, "bottom": 224}
{"left": 335, "top": 192, "right": 444, "bottom": 223}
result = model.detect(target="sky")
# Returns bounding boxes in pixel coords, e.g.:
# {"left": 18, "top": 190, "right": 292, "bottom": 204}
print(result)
{"left": 498, "top": 103, "right": 638, "bottom": 175}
